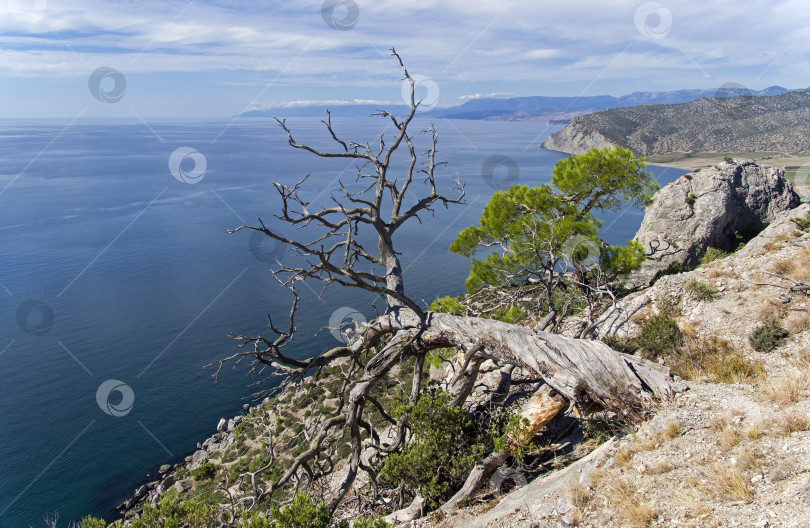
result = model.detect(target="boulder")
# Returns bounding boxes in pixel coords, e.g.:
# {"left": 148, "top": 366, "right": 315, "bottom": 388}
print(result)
{"left": 629, "top": 160, "right": 799, "bottom": 287}
{"left": 216, "top": 417, "right": 227, "bottom": 433}
{"left": 187, "top": 449, "right": 208, "bottom": 470}
{"left": 173, "top": 479, "right": 193, "bottom": 492}
{"left": 156, "top": 474, "right": 175, "bottom": 496}
{"left": 158, "top": 464, "right": 171, "bottom": 474}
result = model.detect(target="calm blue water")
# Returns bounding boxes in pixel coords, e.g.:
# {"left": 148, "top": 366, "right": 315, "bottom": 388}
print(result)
{"left": 0, "top": 117, "right": 685, "bottom": 527}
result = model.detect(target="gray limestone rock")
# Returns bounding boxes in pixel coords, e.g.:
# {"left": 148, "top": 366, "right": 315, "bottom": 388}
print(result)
{"left": 629, "top": 160, "right": 800, "bottom": 287}
{"left": 186, "top": 449, "right": 208, "bottom": 471}
{"left": 173, "top": 479, "right": 193, "bottom": 492}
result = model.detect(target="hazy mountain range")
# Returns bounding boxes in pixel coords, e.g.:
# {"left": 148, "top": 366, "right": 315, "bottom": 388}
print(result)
{"left": 239, "top": 86, "right": 796, "bottom": 122}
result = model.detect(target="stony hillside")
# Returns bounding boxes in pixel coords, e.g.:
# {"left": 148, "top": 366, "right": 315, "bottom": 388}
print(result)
{"left": 541, "top": 90, "right": 810, "bottom": 157}
{"left": 108, "top": 178, "right": 810, "bottom": 528}
{"left": 437, "top": 204, "right": 810, "bottom": 528}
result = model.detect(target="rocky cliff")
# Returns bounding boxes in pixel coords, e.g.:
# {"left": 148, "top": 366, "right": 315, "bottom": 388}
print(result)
{"left": 541, "top": 90, "right": 810, "bottom": 156}
{"left": 628, "top": 160, "right": 800, "bottom": 288}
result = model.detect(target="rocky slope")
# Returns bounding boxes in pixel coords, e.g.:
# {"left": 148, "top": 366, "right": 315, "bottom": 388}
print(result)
{"left": 110, "top": 203, "right": 810, "bottom": 528}
{"left": 435, "top": 204, "right": 810, "bottom": 528}
{"left": 541, "top": 90, "right": 810, "bottom": 156}
{"left": 628, "top": 160, "right": 800, "bottom": 288}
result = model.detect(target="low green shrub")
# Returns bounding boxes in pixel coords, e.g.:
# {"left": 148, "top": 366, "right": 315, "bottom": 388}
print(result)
{"left": 79, "top": 517, "right": 107, "bottom": 528}
{"left": 353, "top": 515, "right": 392, "bottom": 528}
{"left": 686, "top": 278, "right": 718, "bottom": 300}
{"left": 656, "top": 295, "right": 681, "bottom": 317}
{"left": 685, "top": 194, "right": 697, "bottom": 207}
{"left": 581, "top": 414, "right": 627, "bottom": 444}
{"left": 190, "top": 461, "right": 216, "bottom": 481}
{"left": 380, "top": 390, "right": 482, "bottom": 508}
{"left": 602, "top": 334, "right": 637, "bottom": 355}
{"left": 651, "top": 261, "right": 691, "bottom": 284}
{"left": 270, "top": 492, "right": 331, "bottom": 528}
{"left": 129, "top": 493, "right": 219, "bottom": 528}
{"left": 791, "top": 213, "right": 810, "bottom": 232}
{"left": 700, "top": 247, "right": 729, "bottom": 264}
{"left": 637, "top": 315, "right": 683, "bottom": 360}
{"left": 724, "top": 156, "right": 734, "bottom": 162}
{"left": 426, "top": 347, "right": 456, "bottom": 368}
{"left": 749, "top": 318, "right": 789, "bottom": 352}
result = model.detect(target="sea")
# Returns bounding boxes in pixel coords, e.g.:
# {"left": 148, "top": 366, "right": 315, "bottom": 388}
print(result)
{"left": 0, "top": 116, "right": 686, "bottom": 527}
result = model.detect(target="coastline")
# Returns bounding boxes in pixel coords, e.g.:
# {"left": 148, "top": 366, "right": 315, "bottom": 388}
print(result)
{"left": 113, "top": 405, "right": 258, "bottom": 520}
{"left": 645, "top": 150, "right": 810, "bottom": 171}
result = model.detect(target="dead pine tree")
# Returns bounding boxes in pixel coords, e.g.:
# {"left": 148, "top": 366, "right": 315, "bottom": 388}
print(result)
{"left": 216, "top": 48, "right": 679, "bottom": 521}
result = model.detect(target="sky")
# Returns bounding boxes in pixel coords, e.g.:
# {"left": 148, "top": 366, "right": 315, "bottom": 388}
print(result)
{"left": 1, "top": 0, "right": 809, "bottom": 117}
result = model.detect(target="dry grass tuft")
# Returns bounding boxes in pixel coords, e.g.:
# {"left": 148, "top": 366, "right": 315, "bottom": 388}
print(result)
{"left": 792, "top": 248, "right": 810, "bottom": 280}
{"left": 706, "top": 463, "right": 752, "bottom": 503}
{"left": 785, "top": 311, "right": 810, "bottom": 334}
{"left": 607, "top": 478, "right": 658, "bottom": 527}
{"left": 710, "top": 415, "right": 730, "bottom": 431}
{"left": 757, "top": 299, "right": 788, "bottom": 321}
{"left": 567, "top": 481, "right": 592, "bottom": 508}
{"left": 614, "top": 447, "right": 633, "bottom": 467}
{"left": 765, "top": 410, "right": 810, "bottom": 436}
{"left": 633, "top": 436, "right": 659, "bottom": 452}
{"left": 669, "top": 335, "right": 764, "bottom": 384}
{"left": 744, "top": 423, "right": 763, "bottom": 440}
{"left": 771, "top": 259, "right": 796, "bottom": 276}
{"left": 662, "top": 419, "right": 681, "bottom": 440}
{"left": 759, "top": 370, "right": 809, "bottom": 406}
{"left": 718, "top": 425, "right": 741, "bottom": 450}
{"left": 706, "top": 268, "right": 722, "bottom": 279}
{"left": 735, "top": 446, "right": 763, "bottom": 473}
{"left": 647, "top": 460, "right": 674, "bottom": 475}
{"left": 676, "top": 478, "right": 713, "bottom": 520}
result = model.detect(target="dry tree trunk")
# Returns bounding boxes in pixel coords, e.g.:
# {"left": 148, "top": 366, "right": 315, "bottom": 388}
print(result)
{"left": 329, "top": 308, "right": 680, "bottom": 514}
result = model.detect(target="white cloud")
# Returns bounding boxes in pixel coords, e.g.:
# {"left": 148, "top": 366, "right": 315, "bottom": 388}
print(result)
{"left": 526, "top": 49, "right": 561, "bottom": 60}
{"left": 3, "top": 0, "right": 810, "bottom": 115}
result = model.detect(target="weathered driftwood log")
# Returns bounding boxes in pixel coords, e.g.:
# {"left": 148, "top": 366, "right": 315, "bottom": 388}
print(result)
{"left": 326, "top": 307, "right": 680, "bottom": 511}
{"left": 386, "top": 308, "right": 678, "bottom": 415}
